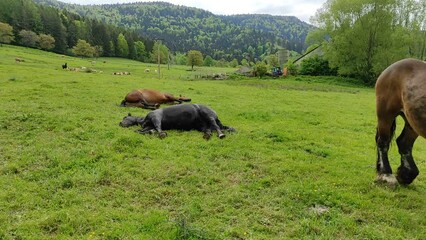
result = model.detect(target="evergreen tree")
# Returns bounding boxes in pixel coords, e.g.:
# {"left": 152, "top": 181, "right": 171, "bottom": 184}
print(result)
{"left": 39, "top": 6, "right": 67, "bottom": 53}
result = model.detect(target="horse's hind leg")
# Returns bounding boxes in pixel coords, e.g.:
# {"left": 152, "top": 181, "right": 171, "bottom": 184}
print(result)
{"left": 198, "top": 106, "right": 225, "bottom": 138}
{"left": 396, "top": 120, "right": 419, "bottom": 185}
{"left": 375, "top": 118, "right": 397, "bottom": 186}
{"left": 209, "top": 118, "right": 225, "bottom": 138}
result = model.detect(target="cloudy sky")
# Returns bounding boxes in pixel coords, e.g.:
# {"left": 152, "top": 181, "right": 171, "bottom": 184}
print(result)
{"left": 58, "top": 0, "right": 326, "bottom": 23}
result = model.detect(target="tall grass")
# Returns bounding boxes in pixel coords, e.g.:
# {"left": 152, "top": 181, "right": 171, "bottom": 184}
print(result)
{"left": 0, "top": 45, "right": 425, "bottom": 239}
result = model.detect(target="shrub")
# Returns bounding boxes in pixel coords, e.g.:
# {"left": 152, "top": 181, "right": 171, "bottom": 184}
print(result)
{"left": 253, "top": 61, "right": 268, "bottom": 78}
{"left": 284, "top": 61, "right": 298, "bottom": 76}
{"left": 299, "top": 56, "right": 337, "bottom": 76}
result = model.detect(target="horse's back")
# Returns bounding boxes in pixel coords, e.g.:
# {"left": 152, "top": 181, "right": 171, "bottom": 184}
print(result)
{"left": 124, "top": 89, "right": 167, "bottom": 104}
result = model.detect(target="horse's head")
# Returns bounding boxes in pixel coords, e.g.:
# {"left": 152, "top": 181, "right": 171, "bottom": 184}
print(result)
{"left": 119, "top": 113, "right": 144, "bottom": 127}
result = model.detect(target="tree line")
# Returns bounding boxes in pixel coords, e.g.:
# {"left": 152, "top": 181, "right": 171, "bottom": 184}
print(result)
{"left": 307, "top": 0, "right": 426, "bottom": 84}
{"left": 0, "top": 0, "right": 155, "bottom": 61}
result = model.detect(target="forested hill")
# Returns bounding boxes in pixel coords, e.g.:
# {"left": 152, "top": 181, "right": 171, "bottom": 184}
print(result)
{"left": 34, "top": 0, "right": 314, "bottom": 61}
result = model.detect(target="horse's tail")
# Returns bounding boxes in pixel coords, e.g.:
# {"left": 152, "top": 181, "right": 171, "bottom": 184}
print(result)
{"left": 220, "top": 123, "right": 236, "bottom": 132}
{"left": 120, "top": 100, "right": 126, "bottom": 107}
{"left": 178, "top": 96, "right": 191, "bottom": 102}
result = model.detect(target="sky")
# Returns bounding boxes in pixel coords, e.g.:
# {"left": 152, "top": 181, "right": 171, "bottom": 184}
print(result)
{"left": 58, "top": 0, "right": 327, "bottom": 23}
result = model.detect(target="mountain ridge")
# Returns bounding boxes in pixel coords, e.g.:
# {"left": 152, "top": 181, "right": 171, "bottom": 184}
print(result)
{"left": 34, "top": 0, "right": 314, "bottom": 61}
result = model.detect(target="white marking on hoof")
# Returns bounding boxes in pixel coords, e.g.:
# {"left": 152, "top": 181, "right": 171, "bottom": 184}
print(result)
{"left": 375, "top": 174, "right": 398, "bottom": 189}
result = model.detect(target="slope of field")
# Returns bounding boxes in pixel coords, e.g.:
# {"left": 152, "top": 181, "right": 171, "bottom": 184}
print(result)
{"left": 0, "top": 45, "right": 425, "bottom": 239}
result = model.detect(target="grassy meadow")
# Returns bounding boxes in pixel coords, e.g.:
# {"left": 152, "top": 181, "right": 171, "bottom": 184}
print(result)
{"left": 0, "top": 45, "right": 425, "bottom": 239}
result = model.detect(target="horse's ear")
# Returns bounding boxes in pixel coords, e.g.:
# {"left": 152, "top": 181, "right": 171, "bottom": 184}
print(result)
{"left": 128, "top": 113, "right": 131, "bottom": 116}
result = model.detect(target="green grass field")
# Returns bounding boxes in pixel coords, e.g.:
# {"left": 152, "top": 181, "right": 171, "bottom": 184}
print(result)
{"left": 0, "top": 45, "right": 425, "bottom": 239}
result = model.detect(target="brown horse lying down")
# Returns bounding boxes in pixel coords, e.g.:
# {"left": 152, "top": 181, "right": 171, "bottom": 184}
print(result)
{"left": 119, "top": 104, "right": 235, "bottom": 139}
{"left": 120, "top": 89, "right": 191, "bottom": 109}
{"left": 375, "top": 58, "right": 426, "bottom": 186}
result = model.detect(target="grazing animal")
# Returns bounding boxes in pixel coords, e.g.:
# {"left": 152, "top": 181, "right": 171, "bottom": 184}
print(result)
{"left": 119, "top": 104, "right": 235, "bottom": 139}
{"left": 120, "top": 89, "right": 191, "bottom": 109}
{"left": 15, "top": 58, "right": 24, "bottom": 63}
{"left": 62, "top": 63, "right": 67, "bottom": 69}
{"left": 375, "top": 58, "right": 426, "bottom": 186}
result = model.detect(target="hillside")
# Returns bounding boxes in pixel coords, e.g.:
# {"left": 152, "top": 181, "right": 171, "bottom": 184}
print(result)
{"left": 34, "top": 0, "right": 314, "bottom": 61}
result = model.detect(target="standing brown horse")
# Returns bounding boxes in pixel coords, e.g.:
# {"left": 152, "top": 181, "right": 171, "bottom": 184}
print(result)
{"left": 375, "top": 58, "right": 426, "bottom": 186}
{"left": 120, "top": 89, "right": 191, "bottom": 109}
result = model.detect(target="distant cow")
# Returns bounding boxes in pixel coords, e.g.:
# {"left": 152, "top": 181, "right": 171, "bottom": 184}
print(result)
{"left": 119, "top": 104, "right": 235, "bottom": 139}
{"left": 62, "top": 63, "right": 67, "bottom": 69}
{"left": 120, "top": 89, "right": 191, "bottom": 109}
{"left": 15, "top": 58, "right": 25, "bottom": 63}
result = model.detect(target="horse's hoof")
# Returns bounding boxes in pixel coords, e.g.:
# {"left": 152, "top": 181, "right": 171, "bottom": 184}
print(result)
{"left": 375, "top": 174, "right": 398, "bottom": 189}
{"left": 203, "top": 133, "right": 212, "bottom": 140}
{"left": 159, "top": 132, "right": 167, "bottom": 139}
{"left": 396, "top": 167, "right": 419, "bottom": 185}
{"left": 218, "top": 133, "right": 225, "bottom": 139}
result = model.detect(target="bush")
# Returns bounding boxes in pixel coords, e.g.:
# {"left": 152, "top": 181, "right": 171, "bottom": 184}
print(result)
{"left": 284, "top": 61, "right": 298, "bottom": 76}
{"left": 299, "top": 56, "right": 337, "bottom": 76}
{"left": 253, "top": 61, "right": 268, "bottom": 78}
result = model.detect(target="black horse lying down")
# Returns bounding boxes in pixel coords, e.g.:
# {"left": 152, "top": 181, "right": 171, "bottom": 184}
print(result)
{"left": 119, "top": 104, "right": 235, "bottom": 139}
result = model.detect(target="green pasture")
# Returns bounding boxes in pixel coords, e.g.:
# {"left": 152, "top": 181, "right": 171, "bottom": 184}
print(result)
{"left": 0, "top": 45, "right": 425, "bottom": 239}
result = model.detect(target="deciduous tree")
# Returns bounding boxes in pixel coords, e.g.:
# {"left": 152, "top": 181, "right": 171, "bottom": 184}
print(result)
{"left": 116, "top": 33, "right": 129, "bottom": 58}
{"left": 150, "top": 41, "right": 169, "bottom": 64}
{"left": 187, "top": 50, "right": 203, "bottom": 70}
{"left": 38, "top": 33, "right": 55, "bottom": 50}
{"left": 0, "top": 22, "right": 14, "bottom": 45}
{"left": 203, "top": 55, "right": 214, "bottom": 66}
{"left": 254, "top": 61, "right": 267, "bottom": 78}
{"left": 19, "top": 30, "right": 38, "bottom": 48}
{"left": 174, "top": 52, "right": 187, "bottom": 65}
{"left": 72, "top": 39, "right": 95, "bottom": 57}
{"left": 134, "top": 41, "right": 146, "bottom": 61}
{"left": 309, "top": 0, "right": 426, "bottom": 84}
